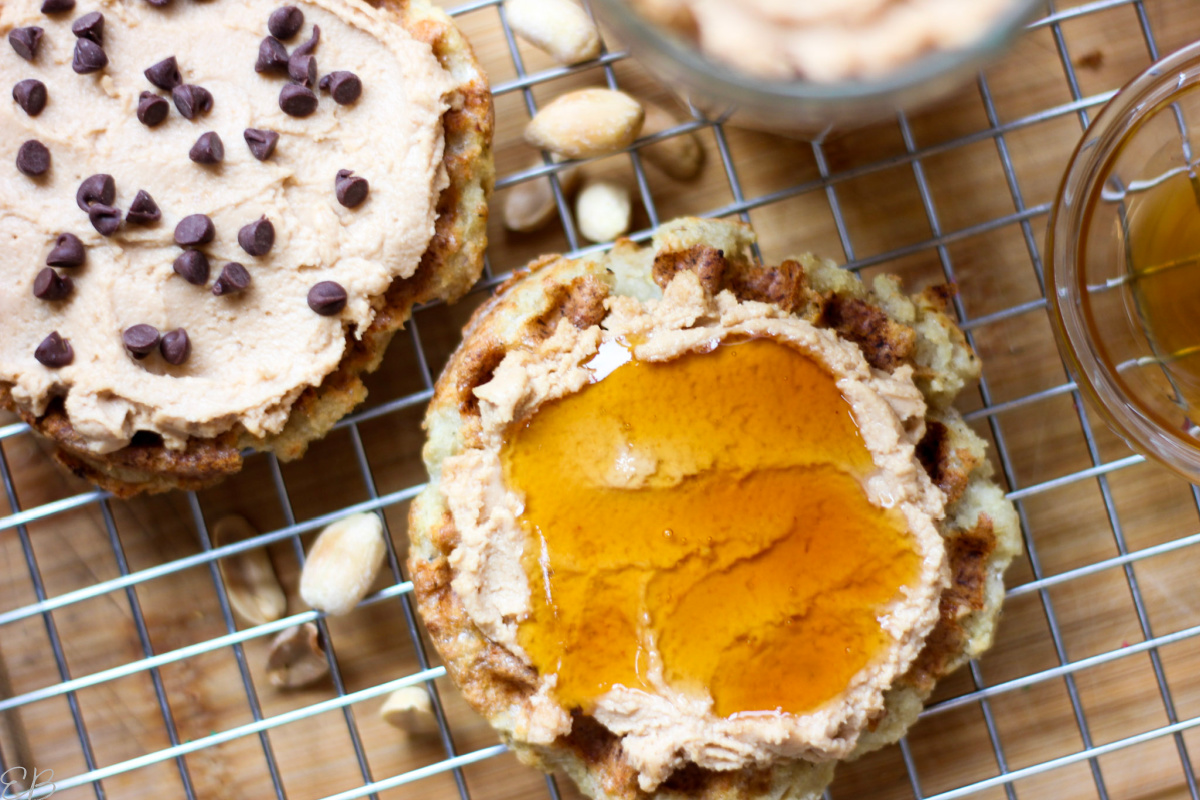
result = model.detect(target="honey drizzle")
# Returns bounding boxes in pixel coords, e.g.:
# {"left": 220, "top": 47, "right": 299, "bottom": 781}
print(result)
{"left": 501, "top": 339, "right": 920, "bottom": 716}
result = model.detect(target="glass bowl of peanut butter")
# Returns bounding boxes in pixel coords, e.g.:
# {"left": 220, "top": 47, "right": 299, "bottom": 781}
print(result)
{"left": 589, "top": 0, "right": 1041, "bottom": 134}
{"left": 1048, "top": 40, "right": 1200, "bottom": 483}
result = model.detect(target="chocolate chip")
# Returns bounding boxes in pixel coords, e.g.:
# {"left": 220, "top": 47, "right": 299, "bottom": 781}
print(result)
{"left": 13, "top": 79, "right": 47, "bottom": 116}
{"left": 307, "top": 281, "right": 346, "bottom": 315}
{"left": 88, "top": 203, "right": 121, "bottom": 236}
{"left": 76, "top": 173, "right": 114, "bottom": 210}
{"left": 145, "top": 0, "right": 171, "bottom": 6}
{"left": 279, "top": 83, "right": 317, "bottom": 117}
{"left": 173, "top": 249, "right": 209, "bottom": 284}
{"left": 255, "top": 36, "right": 288, "bottom": 73}
{"left": 33, "top": 268, "right": 72, "bottom": 301}
{"left": 189, "top": 131, "right": 224, "bottom": 164}
{"left": 269, "top": 6, "right": 304, "bottom": 39}
{"left": 137, "top": 91, "right": 168, "bottom": 126}
{"left": 46, "top": 232, "right": 85, "bottom": 267}
{"left": 244, "top": 128, "right": 279, "bottom": 161}
{"left": 293, "top": 24, "right": 319, "bottom": 58}
{"left": 288, "top": 53, "right": 316, "bottom": 87}
{"left": 35, "top": 331, "right": 73, "bottom": 367}
{"left": 126, "top": 189, "right": 161, "bottom": 224}
{"left": 238, "top": 216, "right": 274, "bottom": 256}
{"left": 72, "top": 38, "right": 107, "bottom": 73}
{"left": 212, "top": 262, "right": 251, "bottom": 296}
{"left": 71, "top": 11, "right": 103, "bottom": 44}
{"left": 174, "top": 213, "right": 214, "bottom": 247}
{"left": 122, "top": 324, "right": 160, "bottom": 358}
{"left": 9, "top": 27, "right": 43, "bottom": 61}
{"left": 335, "top": 169, "right": 369, "bottom": 208}
{"left": 320, "top": 71, "right": 361, "bottom": 105}
{"left": 160, "top": 328, "right": 190, "bottom": 365}
{"left": 172, "top": 84, "right": 212, "bottom": 119}
{"left": 16, "top": 140, "right": 49, "bottom": 177}
{"left": 41, "top": 0, "right": 75, "bottom": 14}
{"left": 144, "top": 56, "right": 182, "bottom": 90}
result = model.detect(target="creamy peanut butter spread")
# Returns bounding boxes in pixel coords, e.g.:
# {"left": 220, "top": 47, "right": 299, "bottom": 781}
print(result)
{"left": 439, "top": 272, "right": 949, "bottom": 790}
{"left": 629, "top": 0, "right": 1020, "bottom": 82}
{"left": 0, "top": 0, "right": 452, "bottom": 453}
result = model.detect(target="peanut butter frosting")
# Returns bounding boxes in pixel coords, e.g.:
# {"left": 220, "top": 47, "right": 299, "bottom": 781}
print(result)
{"left": 629, "top": 0, "right": 1021, "bottom": 82}
{"left": 0, "top": 0, "right": 453, "bottom": 453}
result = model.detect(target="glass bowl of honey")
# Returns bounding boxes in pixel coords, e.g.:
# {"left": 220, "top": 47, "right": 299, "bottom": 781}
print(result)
{"left": 1048, "top": 40, "right": 1200, "bottom": 482}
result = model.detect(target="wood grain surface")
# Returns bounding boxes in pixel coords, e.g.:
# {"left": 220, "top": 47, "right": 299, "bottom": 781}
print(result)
{"left": 5, "top": 1, "right": 1200, "bottom": 799}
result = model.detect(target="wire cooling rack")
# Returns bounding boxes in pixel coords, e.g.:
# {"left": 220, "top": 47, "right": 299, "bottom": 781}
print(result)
{"left": 6, "top": 0, "right": 1200, "bottom": 798}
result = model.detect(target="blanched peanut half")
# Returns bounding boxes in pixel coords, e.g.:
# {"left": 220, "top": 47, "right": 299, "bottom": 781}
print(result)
{"left": 639, "top": 102, "right": 705, "bottom": 181}
{"left": 299, "top": 513, "right": 386, "bottom": 616}
{"left": 213, "top": 515, "right": 287, "bottom": 627}
{"left": 506, "top": 0, "right": 600, "bottom": 66}
{"left": 380, "top": 686, "right": 439, "bottom": 735}
{"left": 266, "top": 623, "right": 329, "bottom": 689}
{"left": 576, "top": 179, "right": 632, "bottom": 243}
{"left": 503, "top": 157, "right": 581, "bottom": 233}
{"left": 525, "top": 89, "right": 645, "bottom": 160}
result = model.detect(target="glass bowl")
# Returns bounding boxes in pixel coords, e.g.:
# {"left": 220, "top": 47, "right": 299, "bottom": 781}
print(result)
{"left": 1048, "top": 40, "right": 1200, "bottom": 483}
{"left": 589, "top": 0, "right": 1042, "bottom": 134}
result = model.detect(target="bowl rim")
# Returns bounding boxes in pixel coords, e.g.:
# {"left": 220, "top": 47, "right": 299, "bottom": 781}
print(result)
{"left": 1047, "top": 38, "right": 1200, "bottom": 483}
{"left": 588, "top": 0, "right": 1044, "bottom": 104}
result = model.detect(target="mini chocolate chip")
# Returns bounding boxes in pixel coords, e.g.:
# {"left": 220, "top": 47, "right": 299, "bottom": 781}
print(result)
{"left": 35, "top": 331, "right": 73, "bottom": 367}
{"left": 173, "top": 249, "right": 209, "bottom": 284}
{"left": 189, "top": 131, "right": 224, "bottom": 164}
{"left": 41, "top": 0, "right": 76, "bottom": 14}
{"left": 293, "top": 24, "right": 319, "bottom": 58}
{"left": 16, "top": 140, "right": 50, "bottom": 177}
{"left": 335, "top": 169, "right": 369, "bottom": 208}
{"left": 46, "top": 232, "right": 85, "bottom": 267}
{"left": 160, "top": 328, "right": 190, "bottom": 365}
{"left": 288, "top": 53, "right": 316, "bottom": 87}
{"left": 126, "top": 189, "right": 161, "bottom": 224}
{"left": 33, "top": 268, "right": 72, "bottom": 301}
{"left": 308, "top": 281, "right": 346, "bottom": 315}
{"left": 320, "top": 71, "right": 361, "bottom": 105}
{"left": 72, "top": 38, "right": 107, "bottom": 73}
{"left": 174, "top": 213, "right": 214, "bottom": 247}
{"left": 122, "top": 324, "right": 160, "bottom": 358}
{"left": 238, "top": 216, "right": 274, "bottom": 256}
{"left": 88, "top": 203, "right": 121, "bottom": 236}
{"left": 71, "top": 11, "right": 103, "bottom": 44}
{"left": 279, "top": 83, "right": 317, "bottom": 117}
{"left": 244, "top": 128, "right": 279, "bottom": 161}
{"left": 212, "top": 262, "right": 250, "bottom": 295}
{"left": 255, "top": 36, "right": 288, "bottom": 73}
{"left": 172, "top": 84, "right": 212, "bottom": 119}
{"left": 145, "top": 0, "right": 171, "bottom": 6}
{"left": 76, "top": 173, "right": 114, "bottom": 210}
{"left": 144, "top": 56, "right": 182, "bottom": 90}
{"left": 137, "top": 91, "right": 169, "bottom": 126}
{"left": 269, "top": 6, "right": 304, "bottom": 39}
{"left": 9, "top": 27, "right": 43, "bottom": 61}
{"left": 13, "top": 79, "right": 47, "bottom": 116}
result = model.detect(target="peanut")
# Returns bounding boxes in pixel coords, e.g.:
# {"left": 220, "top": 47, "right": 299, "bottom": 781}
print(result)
{"left": 299, "top": 513, "right": 386, "bottom": 616}
{"left": 525, "top": 89, "right": 644, "bottom": 160}
{"left": 639, "top": 102, "right": 705, "bottom": 181}
{"left": 575, "top": 179, "right": 632, "bottom": 243}
{"left": 503, "top": 157, "right": 581, "bottom": 233}
{"left": 213, "top": 515, "right": 287, "bottom": 627}
{"left": 506, "top": 0, "right": 600, "bottom": 66}
{"left": 379, "top": 686, "right": 439, "bottom": 735}
{"left": 266, "top": 623, "right": 329, "bottom": 689}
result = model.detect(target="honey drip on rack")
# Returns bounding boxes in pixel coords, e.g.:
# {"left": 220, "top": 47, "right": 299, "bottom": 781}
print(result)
{"left": 501, "top": 339, "right": 920, "bottom": 716}
{"left": 1126, "top": 171, "right": 1200, "bottom": 410}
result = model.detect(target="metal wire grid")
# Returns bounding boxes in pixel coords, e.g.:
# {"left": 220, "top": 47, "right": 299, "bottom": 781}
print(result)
{"left": 2, "top": 0, "right": 1200, "bottom": 798}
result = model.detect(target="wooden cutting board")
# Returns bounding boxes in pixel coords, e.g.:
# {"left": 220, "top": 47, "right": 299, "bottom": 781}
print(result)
{"left": 5, "top": 1, "right": 1200, "bottom": 799}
